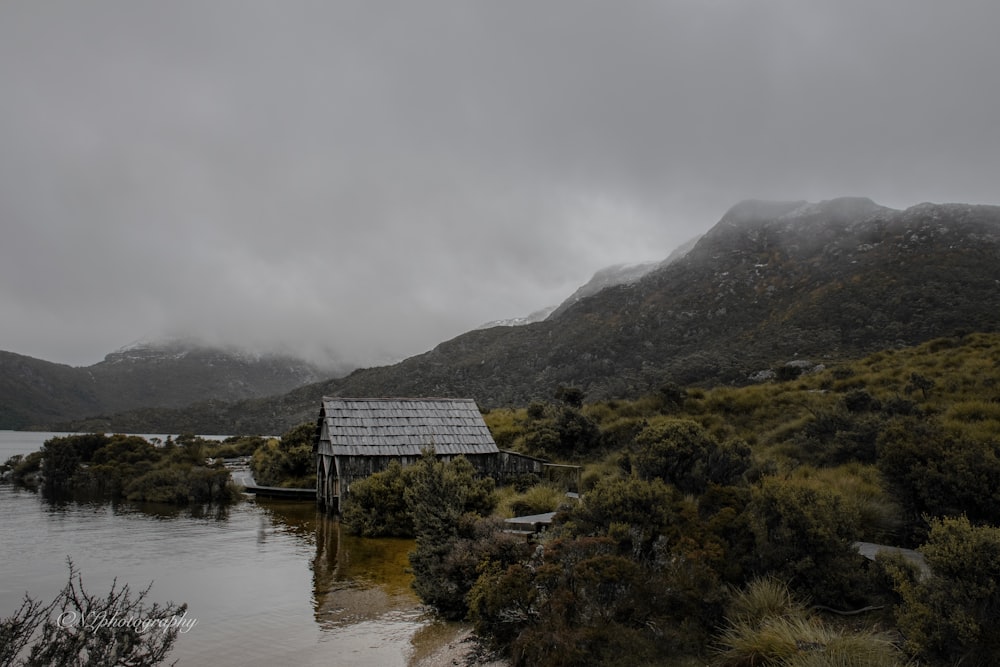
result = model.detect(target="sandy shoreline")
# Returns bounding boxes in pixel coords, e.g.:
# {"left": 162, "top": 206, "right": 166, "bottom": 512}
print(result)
{"left": 409, "top": 623, "right": 510, "bottom": 667}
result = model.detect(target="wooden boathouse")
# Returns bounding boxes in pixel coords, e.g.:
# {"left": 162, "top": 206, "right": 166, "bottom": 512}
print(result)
{"left": 315, "top": 396, "right": 545, "bottom": 513}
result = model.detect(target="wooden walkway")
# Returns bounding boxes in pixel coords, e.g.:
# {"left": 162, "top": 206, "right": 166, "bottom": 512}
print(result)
{"left": 854, "top": 541, "right": 930, "bottom": 579}
{"left": 504, "top": 511, "right": 557, "bottom": 535}
{"left": 229, "top": 469, "right": 316, "bottom": 500}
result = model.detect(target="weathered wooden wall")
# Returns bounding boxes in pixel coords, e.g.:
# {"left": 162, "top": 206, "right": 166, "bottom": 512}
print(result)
{"left": 316, "top": 449, "right": 552, "bottom": 514}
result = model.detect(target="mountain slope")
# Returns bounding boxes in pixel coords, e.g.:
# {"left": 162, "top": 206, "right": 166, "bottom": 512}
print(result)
{"left": 0, "top": 340, "right": 339, "bottom": 429}
{"left": 61, "top": 197, "right": 1000, "bottom": 434}
{"left": 315, "top": 197, "right": 1000, "bottom": 393}
{"left": 547, "top": 235, "right": 700, "bottom": 321}
{"left": 482, "top": 235, "right": 701, "bottom": 329}
{"left": 0, "top": 352, "right": 103, "bottom": 429}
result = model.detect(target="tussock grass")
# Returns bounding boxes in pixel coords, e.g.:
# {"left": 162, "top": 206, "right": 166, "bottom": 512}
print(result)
{"left": 715, "top": 578, "right": 907, "bottom": 667}
{"left": 725, "top": 576, "right": 805, "bottom": 625}
{"left": 945, "top": 399, "right": 1000, "bottom": 422}
{"left": 496, "top": 483, "right": 565, "bottom": 518}
{"left": 580, "top": 458, "right": 622, "bottom": 492}
{"left": 482, "top": 407, "right": 526, "bottom": 449}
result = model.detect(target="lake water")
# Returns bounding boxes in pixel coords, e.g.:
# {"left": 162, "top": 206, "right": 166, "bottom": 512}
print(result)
{"left": 0, "top": 431, "right": 453, "bottom": 666}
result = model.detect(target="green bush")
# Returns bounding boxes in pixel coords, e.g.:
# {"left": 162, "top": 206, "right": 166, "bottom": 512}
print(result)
{"left": 9, "top": 451, "right": 43, "bottom": 486}
{"left": 877, "top": 417, "right": 1000, "bottom": 531}
{"left": 632, "top": 418, "right": 752, "bottom": 494}
{"left": 40, "top": 437, "right": 83, "bottom": 496}
{"left": 746, "top": 477, "right": 866, "bottom": 607}
{"left": 11, "top": 433, "right": 239, "bottom": 507}
{"left": 406, "top": 450, "right": 498, "bottom": 619}
{"left": 890, "top": 515, "right": 1000, "bottom": 664}
{"left": 793, "top": 409, "right": 884, "bottom": 466}
{"left": 515, "top": 402, "right": 601, "bottom": 460}
{"left": 340, "top": 460, "right": 414, "bottom": 537}
{"left": 568, "top": 476, "right": 682, "bottom": 554}
{"left": 211, "top": 435, "right": 266, "bottom": 458}
{"left": 125, "top": 465, "right": 236, "bottom": 504}
{"left": 434, "top": 518, "right": 533, "bottom": 625}
{"left": 250, "top": 422, "right": 316, "bottom": 487}
{"left": 478, "top": 535, "right": 702, "bottom": 666}
{"left": 469, "top": 562, "right": 538, "bottom": 650}
{"left": 92, "top": 435, "right": 159, "bottom": 465}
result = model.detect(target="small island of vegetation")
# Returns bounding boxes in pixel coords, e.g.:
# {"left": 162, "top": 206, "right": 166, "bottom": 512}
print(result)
{"left": 0, "top": 432, "right": 264, "bottom": 505}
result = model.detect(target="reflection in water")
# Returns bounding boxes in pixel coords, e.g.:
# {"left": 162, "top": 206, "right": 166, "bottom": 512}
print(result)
{"left": 249, "top": 498, "right": 424, "bottom": 644}
{"left": 314, "top": 514, "right": 418, "bottom": 630}
{"left": 1, "top": 482, "right": 440, "bottom": 666}
{"left": 38, "top": 490, "right": 234, "bottom": 523}
{"left": 2, "top": 432, "right": 450, "bottom": 665}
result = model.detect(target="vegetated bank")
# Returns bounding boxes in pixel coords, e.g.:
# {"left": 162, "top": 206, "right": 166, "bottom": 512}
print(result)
{"left": 1, "top": 433, "right": 261, "bottom": 505}
{"left": 339, "top": 332, "right": 1000, "bottom": 667}
{"left": 1, "top": 421, "right": 319, "bottom": 505}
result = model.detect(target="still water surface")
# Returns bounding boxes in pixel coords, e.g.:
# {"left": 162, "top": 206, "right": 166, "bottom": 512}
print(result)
{"left": 0, "top": 432, "right": 448, "bottom": 666}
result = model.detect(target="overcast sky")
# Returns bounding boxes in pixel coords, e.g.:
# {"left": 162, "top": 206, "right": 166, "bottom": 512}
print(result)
{"left": 2, "top": 1, "right": 998, "bottom": 368}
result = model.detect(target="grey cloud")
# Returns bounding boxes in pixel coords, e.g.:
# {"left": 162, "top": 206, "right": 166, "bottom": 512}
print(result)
{"left": 2, "top": 1, "right": 999, "bottom": 367}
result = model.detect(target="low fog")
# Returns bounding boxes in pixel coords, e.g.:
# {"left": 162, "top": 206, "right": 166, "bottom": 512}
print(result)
{"left": 3, "top": 2, "right": 999, "bottom": 368}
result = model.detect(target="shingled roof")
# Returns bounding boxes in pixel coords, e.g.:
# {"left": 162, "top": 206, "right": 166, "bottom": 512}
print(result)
{"left": 318, "top": 397, "right": 500, "bottom": 457}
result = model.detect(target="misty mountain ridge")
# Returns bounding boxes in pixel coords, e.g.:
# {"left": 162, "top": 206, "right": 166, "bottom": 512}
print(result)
{"left": 479, "top": 235, "right": 701, "bottom": 329}
{"left": 102, "top": 336, "right": 351, "bottom": 371}
{"left": 547, "top": 235, "right": 701, "bottom": 321}
{"left": 0, "top": 338, "right": 345, "bottom": 430}
{"left": 476, "top": 305, "right": 558, "bottom": 329}
{"left": 53, "top": 196, "right": 1000, "bottom": 435}
{"left": 2, "top": 256, "right": 692, "bottom": 430}
{"left": 474, "top": 262, "right": 663, "bottom": 330}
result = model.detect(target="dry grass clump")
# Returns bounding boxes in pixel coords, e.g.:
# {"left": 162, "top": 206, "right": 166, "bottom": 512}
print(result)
{"left": 714, "top": 577, "right": 907, "bottom": 667}
{"left": 725, "top": 575, "right": 804, "bottom": 624}
{"left": 496, "top": 483, "right": 565, "bottom": 518}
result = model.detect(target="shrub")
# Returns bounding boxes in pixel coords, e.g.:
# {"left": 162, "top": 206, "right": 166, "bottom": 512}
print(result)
{"left": 877, "top": 417, "right": 1000, "bottom": 530}
{"left": 890, "top": 515, "right": 1000, "bottom": 664}
{"left": 340, "top": 460, "right": 414, "bottom": 537}
{"left": 125, "top": 465, "right": 236, "bottom": 504}
{"left": 0, "top": 559, "right": 186, "bottom": 667}
{"left": 568, "top": 476, "right": 682, "bottom": 553}
{"left": 843, "top": 389, "right": 882, "bottom": 413}
{"left": 469, "top": 562, "right": 538, "bottom": 649}
{"left": 633, "top": 418, "right": 752, "bottom": 494}
{"left": 40, "top": 437, "right": 83, "bottom": 496}
{"left": 746, "top": 477, "right": 866, "bottom": 607}
{"left": 504, "top": 537, "right": 668, "bottom": 666}
{"left": 406, "top": 450, "right": 498, "bottom": 618}
{"left": 9, "top": 451, "right": 43, "bottom": 486}
{"left": 596, "top": 416, "right": 645, "bottom": 451}
{"left": 13, "top": 433, "right": 239, "bottom": 507}
{"left": 211, "top": 435, "right": 266, "bottom": 458}
{"left": 435, "top": 518, "right": 533, "bottom": 625}
{"left": 92, "top": 435, "right": 160, "bottom": 466}
{"left": 250, "top": 422, "right": 317, "bottom": 488}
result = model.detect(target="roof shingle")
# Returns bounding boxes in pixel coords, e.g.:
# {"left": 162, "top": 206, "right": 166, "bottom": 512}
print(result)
{"left": 319, "top": 397, "right": 499, "bottom": 457}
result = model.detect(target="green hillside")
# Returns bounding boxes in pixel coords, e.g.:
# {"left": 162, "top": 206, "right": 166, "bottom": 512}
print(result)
{"left": 357, "top": 332, "right": 1000, "bottom": 666}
